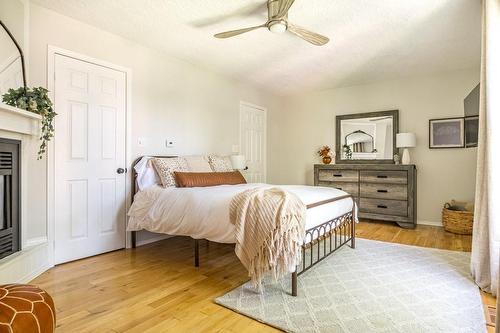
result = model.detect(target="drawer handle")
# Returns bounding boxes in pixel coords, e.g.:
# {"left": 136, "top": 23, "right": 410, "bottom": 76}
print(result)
{"left": 377, "top": 205, "right": 388, "bottom": 209}
{"left": 376, "top": 175, "right": 388, "bottom": 179}
{"left": 333, "top": 174, "right": 343, "bottom": 177}
{"left": 377, "top": 189, "right": 388, "bottom": 193}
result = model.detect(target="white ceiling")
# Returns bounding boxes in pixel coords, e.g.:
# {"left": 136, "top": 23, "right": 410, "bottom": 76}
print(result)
{"left": 31, "top": 0, "right": 481, "bottom": 95}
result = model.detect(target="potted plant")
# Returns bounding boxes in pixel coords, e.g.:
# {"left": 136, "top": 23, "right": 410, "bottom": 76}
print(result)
{"left": 317, "top": 145, "right": 333, "bottom": 164}
{"left": 2, "top": 87, "right": 56, "bottom": 159}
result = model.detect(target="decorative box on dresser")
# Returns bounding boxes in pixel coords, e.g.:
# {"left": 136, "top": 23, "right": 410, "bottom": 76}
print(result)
{"left": 314, "top": 164, "right": 417, "bottom": 228}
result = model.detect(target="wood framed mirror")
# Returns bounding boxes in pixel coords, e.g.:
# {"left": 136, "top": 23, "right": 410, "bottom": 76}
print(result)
{"left": 335, "top": 110, "right": 399, "bottom": 164}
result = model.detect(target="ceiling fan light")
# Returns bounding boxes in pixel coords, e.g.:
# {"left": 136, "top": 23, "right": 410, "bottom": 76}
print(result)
{"left": 269, "top": 21, "right": 287, "bottom": 34}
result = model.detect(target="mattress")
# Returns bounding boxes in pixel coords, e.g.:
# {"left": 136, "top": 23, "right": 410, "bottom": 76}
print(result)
{"left": 127, "top": 183, "right": 356, "bottom": 244}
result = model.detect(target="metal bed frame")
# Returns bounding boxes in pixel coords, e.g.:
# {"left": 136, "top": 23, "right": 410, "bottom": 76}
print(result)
{"left": 130, "top": 156, "right": 356, "bottom": 296}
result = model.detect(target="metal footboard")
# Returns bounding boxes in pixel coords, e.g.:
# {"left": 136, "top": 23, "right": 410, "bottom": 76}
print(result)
{"left": 191, "top": 195, "right": 356, "bottom": 297}
{"left": 292, "top": 205, "right": 355, "bottom": 296}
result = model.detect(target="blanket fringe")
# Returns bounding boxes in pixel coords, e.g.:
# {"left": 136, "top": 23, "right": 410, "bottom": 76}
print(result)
{"left": 230, "top": 187, "right": 306, "bottom": 291}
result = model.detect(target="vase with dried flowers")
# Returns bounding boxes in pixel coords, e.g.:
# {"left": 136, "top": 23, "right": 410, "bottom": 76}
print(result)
{"left": 317, "top": 145, "right": 333, "bottom": 164}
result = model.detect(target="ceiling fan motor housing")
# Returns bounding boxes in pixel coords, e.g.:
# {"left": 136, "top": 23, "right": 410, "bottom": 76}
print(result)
{"left": 268, "top": 20, "right": 288, "bottom": 33}
{"left": 267, "top": 0, "right": 288, "bottom": 33}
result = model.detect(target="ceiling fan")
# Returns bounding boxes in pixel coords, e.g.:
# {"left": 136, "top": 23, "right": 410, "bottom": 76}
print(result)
{"left": 214, "top": 0, "right": 329, "bottom": 46}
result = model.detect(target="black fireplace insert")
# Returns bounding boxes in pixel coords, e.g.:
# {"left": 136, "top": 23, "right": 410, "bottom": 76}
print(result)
{"left": 0, "top": 138, "right": 20, "bottom": 260}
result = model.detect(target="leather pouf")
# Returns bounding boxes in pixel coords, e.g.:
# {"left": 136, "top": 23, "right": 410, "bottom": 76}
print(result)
{"left": 0, "top": 284, "right": 55, "bottom": 333}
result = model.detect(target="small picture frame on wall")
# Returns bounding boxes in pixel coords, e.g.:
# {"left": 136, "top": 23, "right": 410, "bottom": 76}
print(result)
{"left": 464, "top": 116, "right": 479, "bottom": 148}
{"left": 429, "top": 117, "right": 465, "bottom": 149}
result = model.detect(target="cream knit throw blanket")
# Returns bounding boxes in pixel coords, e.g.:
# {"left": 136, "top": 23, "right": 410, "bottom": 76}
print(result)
{"left": 229, "top": 187, "right": 306, "bottom": 289}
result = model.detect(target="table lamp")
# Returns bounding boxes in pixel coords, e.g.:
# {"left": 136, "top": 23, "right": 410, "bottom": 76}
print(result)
{"left": 230, "top": 155, "right": 247, "bottom": 170}
{"left": 396, "top": 133, "right": 416, "bottom": 165}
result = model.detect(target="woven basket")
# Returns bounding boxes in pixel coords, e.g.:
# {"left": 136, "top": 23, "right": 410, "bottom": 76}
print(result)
{"left": 442, "top": 203, "right": 473, "bottom": 235}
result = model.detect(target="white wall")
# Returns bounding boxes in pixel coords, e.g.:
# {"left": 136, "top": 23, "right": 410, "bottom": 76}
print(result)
{"left": 27, "top": 4, "right": 279, "bottom": 245}
{"left": 0, "top": 0, "right": 24, "bottom": 46}
{"left": 29, "top": 4, "right": 279, "bottom": 159}
{"left": 268, "top": 69, "right": 479, "bottom": 225}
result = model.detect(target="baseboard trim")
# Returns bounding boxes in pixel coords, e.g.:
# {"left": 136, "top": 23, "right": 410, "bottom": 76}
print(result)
{"left": 417, "top": 220, "right": 443, "bottom": 227}
{"left": 20, "top": 260, "right": 52, "bottom": 284}
{"left": 0, "top": 242, "right": 52, "bottom": 284}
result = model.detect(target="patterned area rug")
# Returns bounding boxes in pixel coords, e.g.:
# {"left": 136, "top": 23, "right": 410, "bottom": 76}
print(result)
{"left": 215, "top": 239, "right": 485, "bottom": 333}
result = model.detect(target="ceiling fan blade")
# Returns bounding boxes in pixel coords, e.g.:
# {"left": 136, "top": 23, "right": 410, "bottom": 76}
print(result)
{"left": 214, "top": 24, "right": 266, "bottom": 39}
{"left": 276, "top": 0, "right": 296, "bottom": 18}
{"left": 288, "top": 24, "right": 329, "bottom": 46}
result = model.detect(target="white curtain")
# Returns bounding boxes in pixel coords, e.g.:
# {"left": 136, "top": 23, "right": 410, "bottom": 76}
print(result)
{"left": 471, "top": 0, "right": 500, "bottom": 321}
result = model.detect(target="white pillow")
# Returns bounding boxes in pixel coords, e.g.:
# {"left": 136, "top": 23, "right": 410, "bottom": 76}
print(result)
{"left": 184, "top": 155, "right": 212, "bottom": 172}
{"left": 134, "top": 156, "right": 160, "bottom": 190}
{"left": 207, "top": 155, "right": 234, "bottom": 172}
{"left": 224, "top": 156, "right": 233, "bottom": 170}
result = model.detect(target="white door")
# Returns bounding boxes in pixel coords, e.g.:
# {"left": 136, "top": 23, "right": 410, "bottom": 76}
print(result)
{"left": 240, "top": 103, "right": 266, "bottom": 183}
{"left": 54, "top": 54, "right": 127, "bottom": 264}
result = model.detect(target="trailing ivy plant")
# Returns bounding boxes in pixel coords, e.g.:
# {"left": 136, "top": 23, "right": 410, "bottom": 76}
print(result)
{"left": 2, "top": 87, "right": 56, "bottom": 159}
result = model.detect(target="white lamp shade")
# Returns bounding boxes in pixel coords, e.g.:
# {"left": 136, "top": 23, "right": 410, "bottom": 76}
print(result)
{"left": 396, "top": 133, "right": 417, "bottom": 148}
{"left": 230, "top": 155, "right": 246, "bottom": 170}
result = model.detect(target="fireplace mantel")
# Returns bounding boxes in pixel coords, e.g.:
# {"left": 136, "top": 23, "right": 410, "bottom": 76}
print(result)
{"left": 0, "top": 103, "right": 41, "bottom": 136}
{"left": 0, "top": 103, "right": 50, "bottom": 284}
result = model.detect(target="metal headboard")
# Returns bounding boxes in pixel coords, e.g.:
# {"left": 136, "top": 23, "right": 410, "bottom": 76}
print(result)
{"left": 130, "top": 155, "right": 177, "bottom": 248}
{"left": 131, "top": 155, "right": 177, "bottom": 196}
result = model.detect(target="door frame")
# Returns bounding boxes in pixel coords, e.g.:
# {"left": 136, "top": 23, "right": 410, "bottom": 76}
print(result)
{"left": 239, "top": 101, "right": 267, "bottom": 182}
{"left": 47, "top": 46, "right": 133, "bottom": 266}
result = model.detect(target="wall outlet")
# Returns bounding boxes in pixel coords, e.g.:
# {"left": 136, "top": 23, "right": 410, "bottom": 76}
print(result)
{"left": 232, "top": 144, "right": 239, "bottom": 153}
{"left": 166, "top": 139, "right": 175, "bottom": 148}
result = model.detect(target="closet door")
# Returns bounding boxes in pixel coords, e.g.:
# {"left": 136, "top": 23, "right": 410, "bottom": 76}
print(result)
{"left": 240, "top": 103, "right": 266, "bottom": 183}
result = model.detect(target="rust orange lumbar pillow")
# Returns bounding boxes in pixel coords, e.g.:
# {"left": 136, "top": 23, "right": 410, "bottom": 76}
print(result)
{"left": 174, "top": 171, "right": 246, "bottom": 188}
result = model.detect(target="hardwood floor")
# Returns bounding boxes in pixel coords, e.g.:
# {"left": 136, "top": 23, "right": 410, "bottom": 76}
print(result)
{"left": 31, "top": 221, "right": 495, "bottom": 333}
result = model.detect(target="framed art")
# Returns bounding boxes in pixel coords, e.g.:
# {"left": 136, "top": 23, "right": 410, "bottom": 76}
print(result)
{"left": 464, "top": 116, "right": 479, "bottom": 148}
{"left": 429, "top": 117, "right": 465, "bottom": 149}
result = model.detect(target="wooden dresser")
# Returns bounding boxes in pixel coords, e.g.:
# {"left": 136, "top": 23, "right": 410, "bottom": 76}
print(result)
{"left": 314, "top": 164, "right": 417, "bottom": 228}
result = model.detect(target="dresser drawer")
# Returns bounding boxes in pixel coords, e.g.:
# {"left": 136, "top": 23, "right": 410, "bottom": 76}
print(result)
{"left": 360, "top": 170, "right": 407, "bottom": 184}
{"left": 359, "top": 198, "right": 408, "bottom": 217}
{"left": 318, "top": 169, "right": 358, "bottom": 182}
{"left": 318, "top": 181, "right": 359, "bottom": 197}
{"left": 360, "top": 183, "right": 407, "bottom": 200}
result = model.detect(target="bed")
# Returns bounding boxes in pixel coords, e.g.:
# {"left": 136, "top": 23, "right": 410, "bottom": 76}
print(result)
{"left": 128, "top": 156, "right": 356, "bottom": 296}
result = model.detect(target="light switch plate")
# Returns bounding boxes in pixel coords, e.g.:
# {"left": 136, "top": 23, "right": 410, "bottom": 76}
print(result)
{"left": 232, "top": 144, "right": 239, "bottom": 153}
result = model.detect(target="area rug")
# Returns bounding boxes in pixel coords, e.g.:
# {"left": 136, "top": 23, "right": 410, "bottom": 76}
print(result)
{"left": 215, "top": 239, "right": 486, "bottom": 333}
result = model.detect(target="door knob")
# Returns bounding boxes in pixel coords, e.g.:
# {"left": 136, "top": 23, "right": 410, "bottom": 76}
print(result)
{"left": 117, "top": 168, "right": 125, "bottom": 174}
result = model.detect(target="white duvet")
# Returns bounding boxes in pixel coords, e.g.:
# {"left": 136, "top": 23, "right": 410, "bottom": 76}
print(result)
{"left": 128, "top": 184, "right": 356, "bottom": 244}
